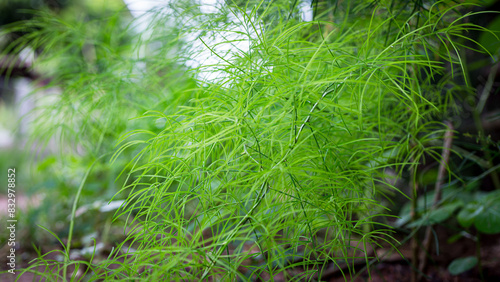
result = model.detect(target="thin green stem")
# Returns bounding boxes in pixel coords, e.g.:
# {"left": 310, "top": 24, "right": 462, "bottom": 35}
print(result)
{"left": 63, "top": 153, "right": 109, "bottom": 281}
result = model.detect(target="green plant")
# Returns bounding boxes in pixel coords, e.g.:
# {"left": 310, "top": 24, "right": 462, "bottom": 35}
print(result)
{"left": 396, "top": 147, "right": 500, "bottom": 278}
{"left": 2, "top": 0, "right": 498, "bottom": 280}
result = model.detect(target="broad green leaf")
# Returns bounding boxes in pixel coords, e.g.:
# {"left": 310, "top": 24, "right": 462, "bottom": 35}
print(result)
{"left": 395, "top": 202, "right": 412, "bottom": 227}
{"left": 447, "top": 232, "right": 468, "bottom": 244}
{"left": 394, "top": 212, "right": 412, "bottom": 228}
{"left": 419, "top": 169, "right": 438, "bottom": 186}
{"left": 474, "top": 201, "right": 500, "bottom": 234}
{"left": 457, "top": 203, "right": 483, "bottom": 228}
{"left": 407, "top": 201, "right": 462, "bottom": 228}
{"left": 478, "top": 16, "right": 500, "bottom": 55}
{"left": 448, "top": 256, "right": 478, "bottom": 275}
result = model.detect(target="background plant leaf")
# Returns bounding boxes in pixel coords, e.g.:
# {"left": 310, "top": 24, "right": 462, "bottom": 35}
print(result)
{"left": 448, "top": 256, "right": 478, "bottom": 275}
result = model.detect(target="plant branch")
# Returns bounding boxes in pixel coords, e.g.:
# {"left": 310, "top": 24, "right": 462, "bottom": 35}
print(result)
{"left": 418, "top": 121, "right": 454, "bottom": 278}
{"left": 63, "top": 153, "right": 109, "bottom": 281}
{"left": 410, "top": 159, "right": 419, "bottom": 282}
{"left": 201, "top": 180, "right": 269, "bottom": 280}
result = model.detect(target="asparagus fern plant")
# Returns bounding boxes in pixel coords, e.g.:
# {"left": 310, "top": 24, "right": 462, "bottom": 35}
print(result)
{"left": 3, "top": 0, "right": 496, "bottom": 280}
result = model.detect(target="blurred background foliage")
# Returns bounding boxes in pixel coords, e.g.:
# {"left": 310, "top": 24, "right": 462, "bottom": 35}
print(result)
{"left": 0, "top": 0, "right": 147, "bottom": 248}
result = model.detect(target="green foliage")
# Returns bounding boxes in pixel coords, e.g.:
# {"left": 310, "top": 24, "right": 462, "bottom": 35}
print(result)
{"left": 398, "top": 182, "right": 500, "bottom": 234}
{"left": 2, "top": 0, "right": 497, "bottom": 280}
{"left": 458, "top": 190, "right": 500, "bottom": 234}
{"left": 448, "top": 256, "right": 478, "bottom": 275}
{"left": 479, "top": 16, "right": 500, "bottom": 56}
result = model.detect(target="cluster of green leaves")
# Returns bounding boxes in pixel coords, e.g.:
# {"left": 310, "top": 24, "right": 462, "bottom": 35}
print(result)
{"left": 3, "top": 0, "right": 496, "bottom": 280}
{"left": 397, "top": 178, "right": 500, "bottom": 276}
{"left": 396, "top": 181, "right": 500, "bottom": 233}
{"left": 458, "top": 189, "right": 500, "bottom": 234}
